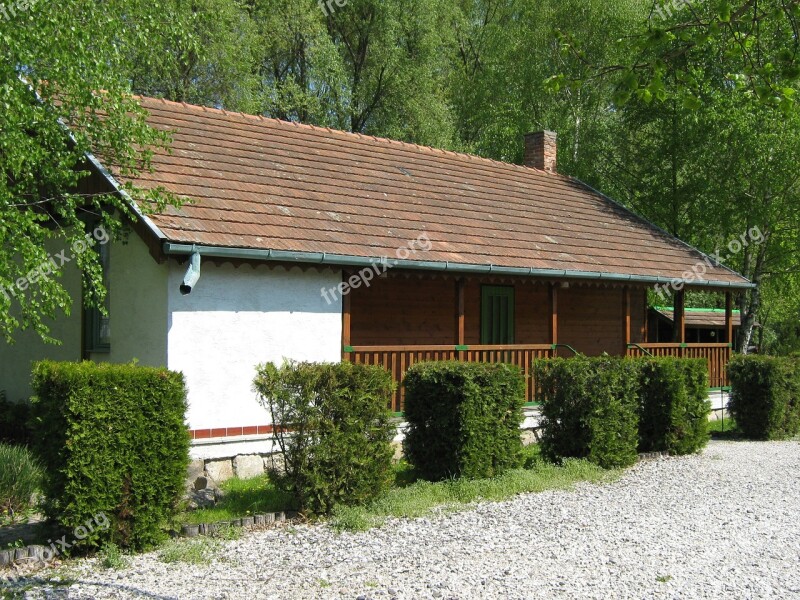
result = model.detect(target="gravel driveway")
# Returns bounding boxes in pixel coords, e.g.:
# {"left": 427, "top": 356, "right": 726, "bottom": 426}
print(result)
{"left": 14, "top": 440, "right": 800, "bottom": 599}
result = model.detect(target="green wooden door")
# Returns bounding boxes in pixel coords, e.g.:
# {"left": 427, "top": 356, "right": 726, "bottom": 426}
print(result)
{"left": 481, "top": 285, "right": 515, "bottom": 344}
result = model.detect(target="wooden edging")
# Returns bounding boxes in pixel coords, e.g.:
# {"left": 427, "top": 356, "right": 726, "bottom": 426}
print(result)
{"left": 637, "top": 451, "right": 670, "bottom": 461}
{"left": 178, "top": 511, "right": 297, "bottom": 538}
{"left": 0, "top": 544, "right": 52, "bottom": 568}
{"left": 0, "top": 511, "right": 298, "bottom": 569}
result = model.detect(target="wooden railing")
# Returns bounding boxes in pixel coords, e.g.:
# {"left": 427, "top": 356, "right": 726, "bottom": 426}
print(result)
{"left": 346, "top": 342, "right": 733, "bottom": 413}
{"left": 345, "top": 344, "right": 554, "bottom": 413}
{"left": 626, "top": 343, "right": 732, "bottom": 389}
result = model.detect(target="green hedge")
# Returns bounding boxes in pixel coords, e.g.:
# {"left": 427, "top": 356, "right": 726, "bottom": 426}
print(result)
{"left": 402, "top": 362, "right": 525, "bottom": 481}
{"left": 30, "top": 361, "right": 190, "bottom": 550}
{"left": 254, "top": 361, "right": 395, "bottom": 516}
{"left": 728, "top": 355, "right": 800, "bottom": 439}
{"left": 535, "top": 356, "right": 640, "bottom": 469}
{"left": 638, "top": 357, "right": 711, "bottom": 455}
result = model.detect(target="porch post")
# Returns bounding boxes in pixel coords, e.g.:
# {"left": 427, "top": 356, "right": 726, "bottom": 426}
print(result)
{"left": 455, "top": 278, "right": 465, "bottom": 360}
{"left": 549, "top": 283, "right": 559, "bottom": 347}
{"left": 725, "top": 291, "right": 734, "bottom": 346}
{"left": 342, "top": 272, "right": 352, "bottom": 360}
{"left": 455, "top": 278, "right": 465, "bottom": 344}
{"left": 674, "top": 290, "right": 686, "bottom": 346}
{"left": 622, "top": 287, "right": 631, "bottom": 355}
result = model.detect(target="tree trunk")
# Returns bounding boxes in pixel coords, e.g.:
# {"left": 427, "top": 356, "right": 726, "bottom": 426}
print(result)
{"left": 737, "top": 235, "right": 768, "bottom": 353}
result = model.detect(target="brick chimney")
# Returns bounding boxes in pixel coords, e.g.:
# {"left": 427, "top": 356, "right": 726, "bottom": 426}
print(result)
{"left": 524, "top": 131, "right": 557, "bottom": 173}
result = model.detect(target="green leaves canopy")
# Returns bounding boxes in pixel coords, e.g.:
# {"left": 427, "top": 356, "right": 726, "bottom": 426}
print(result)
{"left": 0, "top": 1, "right": 178, "bottom": 341}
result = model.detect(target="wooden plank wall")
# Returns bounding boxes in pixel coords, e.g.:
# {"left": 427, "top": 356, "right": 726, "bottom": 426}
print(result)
{"left": 350, "top": 276, "right": 455, "bottom": 345}
{"left": 550, "top": 287, "right": 647, "bottom": 355}
{"left": 350, "top": 274, "right": 647, "bottom": 352}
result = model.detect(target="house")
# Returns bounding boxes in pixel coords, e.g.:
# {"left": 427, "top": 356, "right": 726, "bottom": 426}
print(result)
{"left": 0, "top": 97, "right": 753, "bottom": 462}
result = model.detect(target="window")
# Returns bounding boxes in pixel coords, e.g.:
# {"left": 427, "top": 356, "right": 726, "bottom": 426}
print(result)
{"left": 84, "top": 241, "right": 111, "bottom": 354}
{"left": 481, "top": 285, "right": 515, "bottom": 344}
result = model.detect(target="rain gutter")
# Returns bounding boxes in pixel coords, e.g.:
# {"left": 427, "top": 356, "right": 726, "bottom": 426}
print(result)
{"left": 161, "top": 243, "right": 757, "bottom": 290}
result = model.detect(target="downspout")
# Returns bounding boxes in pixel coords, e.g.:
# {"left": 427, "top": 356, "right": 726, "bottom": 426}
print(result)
{"left": 180, "top": 249, "right": 201, "bottom": 295}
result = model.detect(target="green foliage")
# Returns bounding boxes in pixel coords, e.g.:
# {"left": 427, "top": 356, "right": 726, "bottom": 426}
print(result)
{"left": 0, "top": 393, "right": 32, "bottom": 446}
{"left": 1, "top": 1, "right": 183, "bottom": 342}
{"left": 637, "top": 358, "right": 711, "bottom": 455}
{"left": 254, "top": 361, "right": 395, "bottom": 516}
{"left": 402, "top": 361, "right": 525, "bottom": 481}
{"left": 98, "top": 543, "right": 129, "bottom": 570}
{"left": 30, "top": 361, "right": 190, "bottom": 550}
{"left": 573, "top": 1, "right": 800, "bottom": 114}
{"left": 125, "top": 0, "right": 261, "bottom": 112}
{"left": 181, "top": 474, "right": 294, "bottom": 525}
{"left": 158, "top": 537, "right": 220, "bottom": 565}
{"left": 0, "top": 443, "right": 43, "bottom": 517}
{"left": 728, "top": 355, "right": 800, "bottom": 440}
{"left": 535, "top": 356, "right": 640, "bottom": 469}
{"left": 331, "top": 449, "right": 613, "bottom": 532}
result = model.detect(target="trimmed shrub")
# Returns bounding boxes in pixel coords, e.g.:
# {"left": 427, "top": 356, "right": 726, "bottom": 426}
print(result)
{"left": 728, "top": 355, "right": 800, "bottom": 440}
{"left": 254, "top": 361, "right": 395, "bottom": 516}
{"left": 403, "top": 362, "right": 525, "bottom": 481}
{"left": 0, "top": 443, "right": 43, "bottom": 516}
{"left": 638, "top": 358, "right": 711, "bottom": 455}
{"left": 30, "top": 361, "right": 190, "bottom": 550}
{"left": 0, "top": 392, "right": 32, "bottom": 446}
{"left": 535, "top": 356, "right": 639, "bottom": 469}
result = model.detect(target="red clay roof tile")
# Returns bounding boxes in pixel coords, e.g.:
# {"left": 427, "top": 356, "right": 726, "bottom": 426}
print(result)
{"left": 114, "top": 97, "right": 749, "bottom": 287}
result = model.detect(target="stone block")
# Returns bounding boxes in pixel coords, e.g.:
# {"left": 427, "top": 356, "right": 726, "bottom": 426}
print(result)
{"left": 234, "top": 454, "right": 264, "bottom": 479}
{"left": 264, "top": 453, "right": 286, "bottom": 474}
{"left": 205, "top": 459, "right": 234, "bottom": 484}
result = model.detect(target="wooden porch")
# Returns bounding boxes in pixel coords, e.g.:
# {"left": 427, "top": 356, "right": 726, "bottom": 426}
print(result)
{"left": 341, "top": 272, "right": 736, "bottom": 413}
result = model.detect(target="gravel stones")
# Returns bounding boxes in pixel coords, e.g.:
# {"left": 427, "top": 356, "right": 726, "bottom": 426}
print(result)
{"left": 12, "top": 441, "right": 800, "bottom": 599}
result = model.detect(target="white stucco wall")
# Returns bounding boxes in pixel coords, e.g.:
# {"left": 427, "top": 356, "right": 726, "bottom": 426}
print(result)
{"left": 89, "top": 233, "right": 168, "bottom": 367}
{"left": 167, "top": 262, "right": 343, "bottom": 432}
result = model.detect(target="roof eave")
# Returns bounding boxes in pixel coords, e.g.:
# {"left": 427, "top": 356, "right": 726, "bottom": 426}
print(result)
{"left": 161, "top": 243, "right": 757, "bottom": 290}
{"left": 83, "top": 150, "right": 169, "bottom": 243}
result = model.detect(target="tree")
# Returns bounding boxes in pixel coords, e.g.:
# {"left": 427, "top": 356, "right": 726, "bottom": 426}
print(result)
{"left": 324, "top": 0, "right": 457, "bottom": 145}
{"left": 124, "top": 0, "right": 261, "bottom": 112}
{"left": 0, "top": 1, "right": 180, "bottom": 342}
{"left": 448, "top": 0, "right": 646, "bottom": 169}
{"left": 249, "top": 0, "right": 346, "bottom": 126}
{"left": 553, "top": 1, "right": 800, "bottom": 352}
{"left": 563, "top": 0, "right": 800, "bottom": 116}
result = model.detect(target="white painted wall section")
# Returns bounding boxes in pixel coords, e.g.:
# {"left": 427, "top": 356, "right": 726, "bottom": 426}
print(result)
{"left": 167, "top": 263, "right": 342, "bottom": 431}
{"left": 90, "top": 233, "right": 168, "bottom": 367}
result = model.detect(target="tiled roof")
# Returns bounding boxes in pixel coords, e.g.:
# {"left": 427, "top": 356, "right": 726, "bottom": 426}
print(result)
{"left": 114, "top": 97, "right": 749, "bottom": 286}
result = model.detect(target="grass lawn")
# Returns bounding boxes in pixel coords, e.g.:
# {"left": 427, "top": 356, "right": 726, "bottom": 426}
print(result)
{"left": 179, "top": 445, "right": 616, "bottom": 532}
{"left": 708, "top": 416, "right": 743, "bottom": 439}
{"left": 180, "top": 475, "right": 295, "bottom": 525}
{"left": 330, "top": 445, "right": 616, "bottom": 531}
